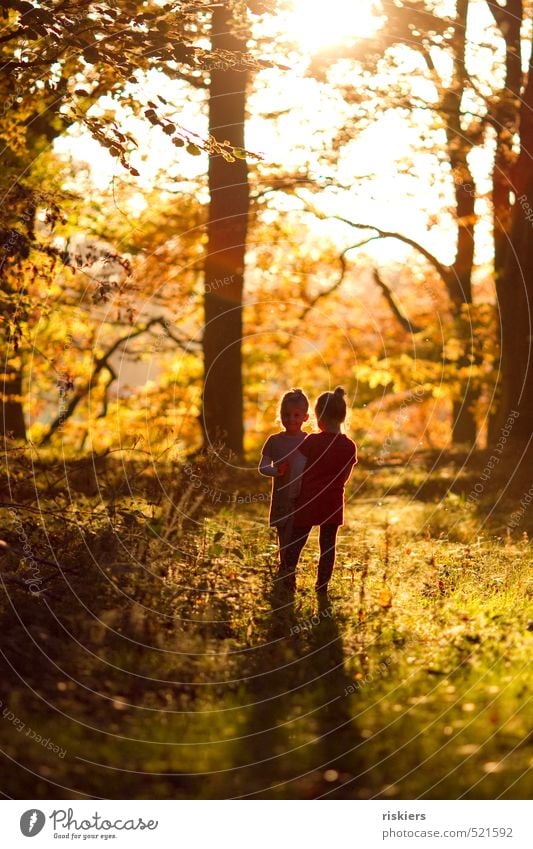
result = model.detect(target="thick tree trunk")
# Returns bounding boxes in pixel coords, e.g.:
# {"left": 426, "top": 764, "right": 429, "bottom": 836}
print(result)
{"left": 202, "top": 7, "right": 249, "bottom": 457}
{"left": 492, "top": 0, "right": 522, "bottom": 284}
{"left": 445, "top": 0, "right": 478, "bottom": 445}
{"left": 487, "top": 0, "right": 523, "bottom": 444}
{"left": 497, "top": 179, "right": 533, "bottom": 441}
{"left": 449, "top": 178, "right": 477, "bottom": 446}
{"left": 495, "top": 36, "right": 533, "bottom": 444}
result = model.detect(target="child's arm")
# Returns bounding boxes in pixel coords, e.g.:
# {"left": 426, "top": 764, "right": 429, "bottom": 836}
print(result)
{"left": 287, "top": 451, "right": 307, "bottom": 500}
{"left": 259, "top": 439, "right": 287, "bottom": 476}
{"left": 259, "top": 453, "right": 282, "bottom": 476}
{"left": 259, "top": 437, "right": 277, "bottom": 477}
{"left": 339, "top": 442, "right": 358, "bottom": 484}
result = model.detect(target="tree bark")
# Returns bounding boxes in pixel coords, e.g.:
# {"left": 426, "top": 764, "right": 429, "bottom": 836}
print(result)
{"left": 490, "top": 0, "right": 522, "bottom": 284}
{"left": 496, "top": 32, "right": 533, "bottom": 444}
{"left": 442, "top": 0, "right": 478, "bottom": 445}
{"left": 486, "top": 0, "right": 523, "bottom": 443}
{"left": 1, "top": 366, "right": 26, "bottom": 441}
{"left": 202, "top": 7, "right": 249, "bottom": 457}
{"left": 0, "top": 174, "right": 33, "bottom": 441}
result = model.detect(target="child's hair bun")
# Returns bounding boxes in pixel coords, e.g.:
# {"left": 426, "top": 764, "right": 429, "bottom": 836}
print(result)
{"left": 315, "top": 386, "right": 347, "bottom": 422}
{"left": 280, "top": 387, "right": 310, "bottom": 413}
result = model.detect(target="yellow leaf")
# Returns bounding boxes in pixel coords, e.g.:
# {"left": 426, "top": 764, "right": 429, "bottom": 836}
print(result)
{"left": 379, "top": 587, "right": 392, "bottom": 609}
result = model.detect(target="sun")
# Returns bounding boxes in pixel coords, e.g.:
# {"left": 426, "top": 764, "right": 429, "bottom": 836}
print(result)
{"left": 284, "top": 0, "right": 382, "bottom": 52}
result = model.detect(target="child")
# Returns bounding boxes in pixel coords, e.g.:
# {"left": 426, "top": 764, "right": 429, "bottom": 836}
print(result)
{"left": 281, "top": 387, "right": 357, "bottom": 595}
{"left": 259, "top": 388, "right": 310, "bottom": 569}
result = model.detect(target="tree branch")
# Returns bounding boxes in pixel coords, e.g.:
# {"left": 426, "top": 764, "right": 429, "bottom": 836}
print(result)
{"left": 97, "top": 362, "right": 117, "bottom": 419}
{"left": 485, "top": 0, "right": 507, "bottom": 29}
{"left": 0, "top": 26, "right": 24, "bottom": 45}
{"left": 250, "top": 175, "right": 357, "bottom": 203}
{"left": 298, "top": 237, "right": 380, "bottom": 321}
{"left": 168, "top": 70, "right": 209, "bottom": 89}
{"left": 326, "top": 213, "right": 453, "bottom": 287}
{"left": 372, "top": 268, "right": 422, "bottom": 334}
{"left": 40, "top": 317, "right": 196, "bottom": 443}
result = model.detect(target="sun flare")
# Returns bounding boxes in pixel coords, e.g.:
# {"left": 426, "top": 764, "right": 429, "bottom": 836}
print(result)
{"left": 285, "top": 0, "right": 382, "bottom": 52}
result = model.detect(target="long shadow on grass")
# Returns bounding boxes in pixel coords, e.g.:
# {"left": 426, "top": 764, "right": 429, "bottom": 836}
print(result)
{"left": 219, "top": 589, "right": 363, "bottom": 799}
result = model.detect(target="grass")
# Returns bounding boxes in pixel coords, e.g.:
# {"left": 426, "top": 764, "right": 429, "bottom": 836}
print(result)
{"left": 0, "top": 448, "right": 531, "bottom": 799}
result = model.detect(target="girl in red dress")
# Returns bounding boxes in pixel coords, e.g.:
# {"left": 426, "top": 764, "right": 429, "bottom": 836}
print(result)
{"left": 279, "top": 387, "right": 357, "bottom": 595}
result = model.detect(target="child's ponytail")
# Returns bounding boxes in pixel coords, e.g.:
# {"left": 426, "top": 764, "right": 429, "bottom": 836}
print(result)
{"left": 316, "top": 386, "right": 348, "bottom": 423}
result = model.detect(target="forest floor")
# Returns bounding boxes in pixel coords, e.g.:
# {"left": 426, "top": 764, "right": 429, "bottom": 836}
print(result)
{"left": 0, "top": 445, "right": 532, "bottom": 799}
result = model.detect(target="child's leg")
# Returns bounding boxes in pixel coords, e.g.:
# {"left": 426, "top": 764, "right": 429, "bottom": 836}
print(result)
{"left": 276, "top": 527, "right": 284, "bottom": 566}
{"left": 316, "top": 524, "right": 339, "bottom": 591}
{"left": 277, "top": 525, "right": 311, "bottom": 590}
{"left": 276, "top": 517, "right": 294, "bottom": 567}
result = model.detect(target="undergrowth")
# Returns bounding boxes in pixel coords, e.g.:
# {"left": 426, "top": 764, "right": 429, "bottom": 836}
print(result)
{"left": 0, "top": 444, "right": 531, "bottom": 799}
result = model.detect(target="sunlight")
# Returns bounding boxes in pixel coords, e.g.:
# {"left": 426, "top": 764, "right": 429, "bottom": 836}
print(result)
{"left": 284, "top": 0, "right": 382, "bottom": 52}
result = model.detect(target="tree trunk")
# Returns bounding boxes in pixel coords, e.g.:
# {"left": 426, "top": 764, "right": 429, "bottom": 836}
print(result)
{"left": 449, "top": 176, "right": 477, "bottom": 446}
{"left": 496, "top": 34, "right": 533, "bottom": 443}
{"left": 497, "top": 179, "right": 533, "bottom": 441}
{"left": 1, "top": 365, "right": 26, "bottom": 441}
{"left": 492, "top": 0, "right": 522, "bottom": 285}
{"left": 1, "top": 262, "right": 28, "bottom": 442}
{"left": 202, "top": 7, "right": 249, "bottom": 458}
{"left": 452, "top": 391, "right": 477, "bottom": 445}
{"left": 487, "top": 0, "right": 523, "bottom": 444}
{"left": 1, "top": 177, "right": 35, "bottom": 442}
{"left": 445, "top": 0, "right": 478, "bottom": 445}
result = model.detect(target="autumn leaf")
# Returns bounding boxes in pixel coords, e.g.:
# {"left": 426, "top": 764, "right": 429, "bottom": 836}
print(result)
{"left": 379, "top": 587, "right": 393, "bottom": 609}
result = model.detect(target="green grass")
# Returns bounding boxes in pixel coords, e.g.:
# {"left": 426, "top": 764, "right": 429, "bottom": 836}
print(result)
{"left": 0, "top": 452, "right": 531, "bottom": 798}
